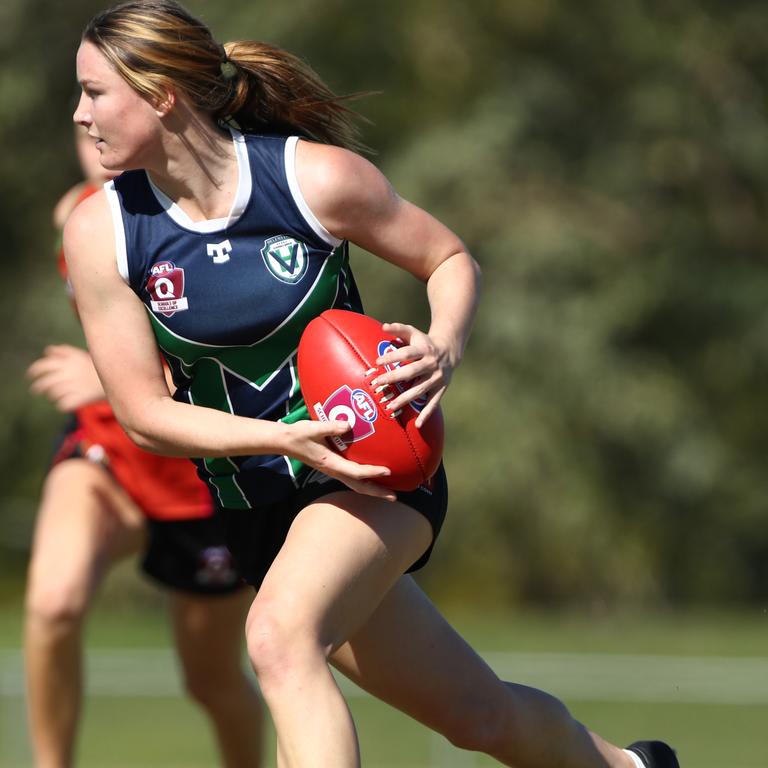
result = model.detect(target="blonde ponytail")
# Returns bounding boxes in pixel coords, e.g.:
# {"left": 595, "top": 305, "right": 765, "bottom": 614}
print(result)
{"left": 219, "top": 41, "right": 368, "bottom": 151}
{"left": 83, "top": 0, "right": 369, "bottom": 151}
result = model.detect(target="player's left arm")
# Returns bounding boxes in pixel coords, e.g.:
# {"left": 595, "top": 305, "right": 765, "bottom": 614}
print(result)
{"left": 295, "top": 140, "right": 481, "bottom": 426}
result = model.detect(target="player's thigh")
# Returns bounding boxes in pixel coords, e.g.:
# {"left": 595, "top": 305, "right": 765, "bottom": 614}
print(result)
{"left": 170, "top": 588, "right": 251, "bottom": 674}
{"left": 251, "top": 492, "right": 433, "bottom": 651}
{"left": 28, "top": 459, "right": 145, "bottom": 595}
{"left": 331, "top": 574, "right": 505, "bottom": 733}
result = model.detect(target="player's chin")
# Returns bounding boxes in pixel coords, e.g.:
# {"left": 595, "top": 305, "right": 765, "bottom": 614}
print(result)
{"left": 96, "top": 146, "right": 125, "bottom": 170}
{"left": 98, "top": 154, "right": 121, "bottom": 171}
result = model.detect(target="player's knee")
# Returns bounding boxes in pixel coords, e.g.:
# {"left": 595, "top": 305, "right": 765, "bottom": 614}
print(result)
{"left": 245, "top": 601, "right": 323, "bottom": 690}
{"left": 245, "top": 612, "right": 293, "bottom": 687}
{"left": 25, "top": 576, "right": 89, "bottom": 634}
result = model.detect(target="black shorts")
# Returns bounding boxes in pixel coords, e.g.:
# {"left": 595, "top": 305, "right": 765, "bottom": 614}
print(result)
{"left": 142, "top": 515, "right": 245, "bottom": 595}
{"left": 50, "top": 417, "right": 244, "bottom": 597}
{"left": 220, "top": 464, "right": 448, "bottom": 589}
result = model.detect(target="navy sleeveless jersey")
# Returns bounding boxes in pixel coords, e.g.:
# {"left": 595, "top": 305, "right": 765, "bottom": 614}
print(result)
{"left": 106, "top": 131, "right": 363, "bottom": 509}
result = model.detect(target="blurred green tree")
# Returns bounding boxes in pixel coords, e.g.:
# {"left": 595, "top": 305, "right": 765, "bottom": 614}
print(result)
{"left": 2, "top": 0, "right": 768, "bottom": 609}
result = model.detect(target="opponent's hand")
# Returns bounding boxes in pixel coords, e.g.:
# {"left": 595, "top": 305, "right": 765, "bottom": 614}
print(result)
{"left": 284, "top": 419, "right": 396, "bottom": 501}
{"left": 372, "top": 322, "right": 453, "bottom": 428}
{"left": 26, "top": 344, "right": 105, "bottom": 412}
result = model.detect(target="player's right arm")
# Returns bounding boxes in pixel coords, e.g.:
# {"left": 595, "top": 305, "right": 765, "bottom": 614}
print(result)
{"left": 63, "top": 192, "right": 392, "bottom": 497}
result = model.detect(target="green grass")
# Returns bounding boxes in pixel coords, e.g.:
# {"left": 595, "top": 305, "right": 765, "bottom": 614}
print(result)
{"left": 4, "top": 692, "right": 766, "bottom": 767}
{"left": 2, "top": 569, "right": 767, "bottom": 767}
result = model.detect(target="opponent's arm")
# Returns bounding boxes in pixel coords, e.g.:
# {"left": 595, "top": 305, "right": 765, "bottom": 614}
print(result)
{"left": 64, "top": 190, "right": 393, "bottom": 497}
{"left": 296, "top": 141, "right": 481, "bottom": 426}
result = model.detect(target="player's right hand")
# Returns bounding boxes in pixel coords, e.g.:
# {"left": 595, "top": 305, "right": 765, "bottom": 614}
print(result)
{"left": 26, "top": 344, "right": 105, "bottom": 412}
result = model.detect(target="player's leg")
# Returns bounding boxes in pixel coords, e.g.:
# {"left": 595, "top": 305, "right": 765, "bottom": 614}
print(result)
{"left": 245, "top": 490, "right": 433, "bottom": 768}
{"left": 24, "top": 459, "right": 144, "bottom": 768}
{"left": 170, "top": 589, "right": 264, "bottom": 768}
{"left": 331, "top": 574, "right": 634, "bottom": 768}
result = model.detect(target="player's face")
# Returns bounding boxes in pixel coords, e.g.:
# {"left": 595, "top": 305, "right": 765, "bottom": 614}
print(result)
{"left": 74, "top": 41, "right": 163, "bottom": 172}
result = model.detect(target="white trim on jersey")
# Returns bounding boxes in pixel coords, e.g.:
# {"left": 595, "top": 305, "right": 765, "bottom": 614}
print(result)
{"left": 144, "top": 128, "right": 252, "bottom": 234}
{"left": 284, "top": 135, "right": 343, "bottom": 249}
{"left": 105, "top": 179, "right": 130, "bottom": 283}
{"left": 144, "top": 250, "right": 339, "bottom": 351}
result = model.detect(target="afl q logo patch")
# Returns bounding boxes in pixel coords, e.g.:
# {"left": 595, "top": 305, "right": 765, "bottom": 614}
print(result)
{"left": 261, "top": 235, "right": 309, "bottom": 284}
{"left": 147, "top": 261, "right": 188, "bottom": 317}
{"left": 312, "top": 384, "right": 377, "bottom": 452}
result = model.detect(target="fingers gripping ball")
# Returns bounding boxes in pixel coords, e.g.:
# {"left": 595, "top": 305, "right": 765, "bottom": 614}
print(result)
{"left": 297, "top": 310, "right": 444, "bottom": 491}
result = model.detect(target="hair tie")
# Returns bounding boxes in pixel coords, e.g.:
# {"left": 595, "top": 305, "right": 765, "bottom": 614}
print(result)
{"left": 220, "top": 59, "right": 237, "bottom": 80}
{"left": 218, "top": 43, "right": 238, "bottom": 81}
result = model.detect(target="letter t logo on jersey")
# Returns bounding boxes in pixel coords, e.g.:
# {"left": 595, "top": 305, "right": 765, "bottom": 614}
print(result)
{"left": 207, "top": 239, "right": 232, "bottom": 264}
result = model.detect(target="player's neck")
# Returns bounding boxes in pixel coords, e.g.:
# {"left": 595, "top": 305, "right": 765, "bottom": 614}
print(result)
{"left": 146, "top": 110, "right": 239, "bottom": 222}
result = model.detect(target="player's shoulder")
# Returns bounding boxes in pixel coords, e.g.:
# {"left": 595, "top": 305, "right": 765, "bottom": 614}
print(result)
{"left": 64, "top": 186, "right": 110, "bottom": 232}
{"left": 295, "top": 139, "right": 391, "bottom": 227}
{"left": 63, "top": 187, "right": 114, "bottom": 261}
{"left": 296, "top": 139, "right": 379, "bottom": 186}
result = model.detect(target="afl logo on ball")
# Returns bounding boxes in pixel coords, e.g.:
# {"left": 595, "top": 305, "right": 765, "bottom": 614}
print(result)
{"left": 312, "top": 385, "right": 377, "bottom": 451}
{"left": 377, "top": 340, "right": 427, "bottom": 413}
{"left": 148, "top": 261, "right": 189, "bottom": 317}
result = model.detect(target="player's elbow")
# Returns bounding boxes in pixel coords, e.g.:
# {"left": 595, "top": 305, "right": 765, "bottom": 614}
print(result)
{"left": 117, "top": 412, "right": 174, "bottom": 456}
{"left": 450, "top": 249, "right": 483, "bottom": 301}
{"left": 122, "top": 422, "right": 164, "bottom": 454}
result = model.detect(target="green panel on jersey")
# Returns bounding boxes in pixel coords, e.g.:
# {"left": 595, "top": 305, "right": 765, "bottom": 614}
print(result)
{"left": 145, "top": 249, "right": 349, "bottom": 504}
{"left": 147, "top": 249, "right": 345, "bottom": 411}
{"left": 208, "top": 471, "right": 250, "bottom": 509}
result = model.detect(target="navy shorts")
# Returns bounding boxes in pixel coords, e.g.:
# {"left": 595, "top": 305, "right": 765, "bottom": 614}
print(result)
{"left": 220, "top": 464, "right": 448, "bottom": 589}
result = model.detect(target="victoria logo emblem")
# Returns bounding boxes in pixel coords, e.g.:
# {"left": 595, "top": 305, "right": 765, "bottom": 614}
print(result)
{"left": 261, "top": 235, "right": 309, "bottom": 284}
{"left": 148, "top": 261, "right": 188, "bottom": 317}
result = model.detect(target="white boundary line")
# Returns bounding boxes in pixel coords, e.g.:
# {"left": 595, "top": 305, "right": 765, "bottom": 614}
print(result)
{"left": 2, "top": 649, "right": 768, "bottom": 704}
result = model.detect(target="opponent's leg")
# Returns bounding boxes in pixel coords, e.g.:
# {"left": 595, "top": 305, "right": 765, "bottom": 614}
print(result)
{"left": 331, "top": 575, "right": 634, "bottom": 768}
{"left": 245, "top": 491, "right": 433, "bottom": 768}
{"left": 170, "top": 589, "right": 264, "bottom": 768}
{"left": 24, "top": 460, "right": 144, "bottom": 768}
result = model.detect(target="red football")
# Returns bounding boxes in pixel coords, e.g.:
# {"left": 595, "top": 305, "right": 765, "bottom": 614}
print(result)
{"left": 297, "top": 309, "right": 444, "bottom": 491}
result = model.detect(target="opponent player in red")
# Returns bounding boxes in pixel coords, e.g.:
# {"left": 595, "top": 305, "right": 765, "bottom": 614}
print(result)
{"left": 64, "top": 2, "right": 680, "bottom": 766}
{"left": 24, "top": 124, "right": 263, "bottom": 768}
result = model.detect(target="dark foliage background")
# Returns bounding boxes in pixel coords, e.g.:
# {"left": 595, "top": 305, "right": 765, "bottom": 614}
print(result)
{"left": 2, "top": 0, "right": 768, "bottom": 610}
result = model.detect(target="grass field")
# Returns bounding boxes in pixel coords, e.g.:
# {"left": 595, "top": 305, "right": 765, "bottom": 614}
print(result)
{"left": 1, "top": 569, "right": 767, "bottom": 767}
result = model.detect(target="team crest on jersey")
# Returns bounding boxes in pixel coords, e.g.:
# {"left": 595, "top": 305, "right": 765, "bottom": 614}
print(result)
{"left": 261, "top": 235, "right": 309, "bottom": 284}
{"left": 312, "top": 385, "right": 377, "bottom": 452}
{"left": 147, "top": 261, "right": 188, "bottom": 317}
{"left": 194, "top": 546, "right": 238, "bottom": 587}
{"left": 377, "top": 340, "right": 427, "bottom": 413}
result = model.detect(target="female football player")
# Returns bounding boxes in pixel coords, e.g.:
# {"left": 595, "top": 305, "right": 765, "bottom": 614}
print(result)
{"left": 63, "top": 2, "right": 679, "bottom": 767}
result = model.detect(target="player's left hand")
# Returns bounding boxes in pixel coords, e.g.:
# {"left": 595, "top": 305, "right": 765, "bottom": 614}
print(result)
{"left": 372, "top": 322, "right": 452, "bottom": 428}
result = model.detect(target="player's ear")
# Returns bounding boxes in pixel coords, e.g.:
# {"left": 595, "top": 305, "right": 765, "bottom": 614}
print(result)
{"left": 154, "top": 88, "right": 175, "bottom": 117}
